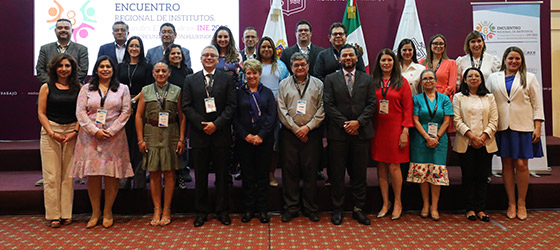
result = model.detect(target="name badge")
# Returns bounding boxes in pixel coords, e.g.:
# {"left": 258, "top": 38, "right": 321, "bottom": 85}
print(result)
{"left": 205, "top": 97, "right": 216, "bottom": 113}
{"left": 427, "top": 122, "right": 438, "bottom": 138}
{"left": 158, "top": 112, "right": 169, "bottom": 127}
{"left": 296, "top": 100, "right": 307, "bottom": 115}
{"left": 379, "top": 100, "right": 389, "bottom": 114}
{"left": 96, "top": 109, "right": 107, "bottom": 125}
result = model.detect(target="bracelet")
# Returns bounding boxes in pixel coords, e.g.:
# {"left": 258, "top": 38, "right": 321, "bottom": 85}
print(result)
{"left": 73, "top": 129, "right": 79, "bottom": 133}
{"left": 178, "top": 140, "right": 185, "bottom": 144}
{"left": 138, "top": 140, "right": 145, "bottom": 145}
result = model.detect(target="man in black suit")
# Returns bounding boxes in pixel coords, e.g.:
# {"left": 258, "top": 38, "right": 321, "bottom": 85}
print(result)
{"left": 314, "top": 22, "right": 365, "bottom": 81}
{"left": 97, "top": 21, "right": 129, "bottom": 64}
{"left": 182, "top": 45, "right": 237, "bottom": 227}
{"left": 280, "top": 20, "right": 324, "bottom": 77}
{"left": 323, "top": 44, "right": 376, "bottom": 225}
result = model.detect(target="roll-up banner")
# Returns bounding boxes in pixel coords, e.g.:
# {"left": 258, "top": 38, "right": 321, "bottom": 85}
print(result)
{"left": 472, "top": 1, "right": 550, "bottom": 174}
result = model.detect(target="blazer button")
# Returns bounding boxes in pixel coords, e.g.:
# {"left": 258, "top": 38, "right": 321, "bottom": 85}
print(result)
{"left": 507, "top": 100, "right": 511, "bottom": 103}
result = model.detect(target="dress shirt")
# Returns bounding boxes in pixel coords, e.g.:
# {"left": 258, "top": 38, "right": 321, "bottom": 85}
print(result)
{"left": 115, "top": 42, "right": 126, "bottom": 63}
{"left": 456, "top": 52, "right": 500, "bottom": 85}
{"left": 277, "top": 75, "right": 325, "bottom": 134}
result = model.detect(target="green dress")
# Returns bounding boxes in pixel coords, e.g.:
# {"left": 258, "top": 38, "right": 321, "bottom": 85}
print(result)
{"left": 141, "top": 83, "right": 183, "bottom": 172}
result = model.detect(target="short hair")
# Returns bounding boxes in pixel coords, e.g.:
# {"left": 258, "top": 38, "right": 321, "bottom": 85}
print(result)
{"left": 123, "top": 36, "right": 147, "bottom": 64}
{"left": 160, "top": 23, "right": 176, "bottom": 33}
{"left": 460, "top": 67, "right": 490, "bottom": 96}
{"left": 295, "top": 20, "right": 312, "bottom": 33}
{"left": 243, "top": 27, "right": 257, "bottom": 35}
{"left": 153, "top": 61, "right": 170, "bottom": 70}
{"left": 290, "top": 52, "right": 309, "bottom": 65}
{"left": 163, "top": 44, "right": 188, "bottom": 68}
{"left": 89, "top": 56, "right": 119, "bottom": 92}
{"left": 372, "top": 48, "right": 403, "bottom": 90}
{"left": 112, "top": 21, "right": 128, "bottom": 31}
{"left": 397, "top": 38, "right": 418, "bottom": 64}
{"left": 329, "top": 22, "right": 347, "bottom": 36}
{"left": 201, "top": 45, "right": 219, "bottom": 56}
{"left": 418, "top": 69, "right": 438, "bottom": 93}
{"left": 56, "top": 19, "right": 72, "bottom": 29}
{"left": 340, "top": 44, "right": 359, "bottom": 56}
{"left": 243, "top": 59, "right": 263, "bottom": 75}
{"left": 463, "top": 30, "right": 486, "bottom": 55}
{"left": 47, "top": 53, "right": 80, "bottom": 91}
{"left": 500, "top": 46, "right": 527, "bottom": 88}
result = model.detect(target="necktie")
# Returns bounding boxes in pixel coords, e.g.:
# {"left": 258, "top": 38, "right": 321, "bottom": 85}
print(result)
{"left": 346, "top": 72, "right": 353, "bottom": 96}
{"left": 206, "top": 73, "right": 214, "bottom": 93}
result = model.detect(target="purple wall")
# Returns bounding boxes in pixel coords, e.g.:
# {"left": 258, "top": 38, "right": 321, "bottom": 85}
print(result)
{"left": 0, "top": 0, "right": 552, "bottom": 139}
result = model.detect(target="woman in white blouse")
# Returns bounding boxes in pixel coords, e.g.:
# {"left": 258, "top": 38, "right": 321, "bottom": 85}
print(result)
{"left": 397, "top": 39, "right": 425, "bottom": 96}
{"left": 453, "top": 67, "right": 498, "bottom": 222}
{"left": 456, "top": 30, "right": 500, "bottom": 91}
{"left": 486, "top": 46, "right": 544, "bottom": 220}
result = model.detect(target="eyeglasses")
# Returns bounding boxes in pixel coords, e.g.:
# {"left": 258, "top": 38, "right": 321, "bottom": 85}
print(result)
{"left": 292, "top": 63, "right": 308, "bottom": 68}
{"left": 431, "top": 42, "right": 445, "bottom": 47}
{"left": 201, "top": 53, "right": 218, "bottom": 58}
{"left": 298, "top": 29, "right": 310, "bottom": 33}
{"left": 331, "top": 32, "right": 345, "bottom": 37}
{"left": 421, "top": 77, "right": 436, "bottom": 82}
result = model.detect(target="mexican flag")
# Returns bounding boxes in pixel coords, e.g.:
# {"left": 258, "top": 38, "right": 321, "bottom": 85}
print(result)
{"left": 342, "top": 0, "right": 369, "bottom": 73}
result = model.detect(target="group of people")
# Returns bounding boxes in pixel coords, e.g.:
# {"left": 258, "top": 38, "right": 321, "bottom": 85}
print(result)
{"left": 36, "top": 18, "right": 544, "bottom": 229}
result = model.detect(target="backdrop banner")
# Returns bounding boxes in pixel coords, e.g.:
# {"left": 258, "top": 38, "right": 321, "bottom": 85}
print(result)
{"left": 472, "top": 2, "right": 549, "bottom": 173}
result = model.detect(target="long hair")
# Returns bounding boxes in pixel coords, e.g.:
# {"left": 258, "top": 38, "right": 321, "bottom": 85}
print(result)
{"left": 163, "top": 43, "right": 189, "bottom": 69}
{"left": 47, "top": 53, "right": 81, "bottom": 91}
{"left": 397, "top": 38, "right": 418, "bottom": 64}
{"left": 499, "top": 46, "right": 527, "bottom": 88}
{"left": 211, "top": 26, "right": 239, "bottom": 63}
{"left": 422, "top": 34, "right": 449, "bottom": 68}
{"left": 256, "top": 36, "right": 279, "bottom": 74}
{"left": 463, "top": 30, "right": 486, "bottom": 56}
{"left": 123, "top": 36, "right": 146, "bottom": 65}
{"left": 371, "top": 48, "right": 403, "bottom": 90}
{"left": 89, "top": 56, "right": 120, "bottom": 92}
{"left": 459, "top": 67, "right": 490, "bottom": 96}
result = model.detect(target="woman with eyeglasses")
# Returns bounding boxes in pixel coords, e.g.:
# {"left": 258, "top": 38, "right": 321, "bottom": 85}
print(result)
{"left": 407, "top": 69, "right": 453, "bottom": 221}
{"left": 455, "top": 31, "right": 500, "bottom": 92}
{"left": 486, "top": 47, "right": 544, "bottom": 220}
{"left": 453, "top": 67, "right": 498, "bottom": 222}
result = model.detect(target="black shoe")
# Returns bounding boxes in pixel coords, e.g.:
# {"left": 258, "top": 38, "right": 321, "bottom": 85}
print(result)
{"left": 477, "top": 212, "right": 490, "bottom": 222}
{"left": 331, "top": 211, "right": 343, "bottom": 225}
{"left": 281, "top": 211, "right": 298, "bottom": 222}
{"left": 324, "top": 179, "right": 332, "bottom": 186}
{"left": 241, "top": 212, "right": 254, "bottom": 223}
{"left": 352, "top": 211, "right": 371, "bottom": 225}
{"left": 257, "top": 212, "right": 270, "bottom": 223}
{"left": 217, "top": 213, "right": 231, "bottom": 225}
{"left": 193, "top": 214, "right": 207, "bottom": 227}
{"left": 306, "top": 212, "right": 320, "bottom": 222}
{"left": 234, "top": 173, "right": 242, "bottom": 181}
{"left": 316, "top": 171, "right": 325, "bottom": 180}
{"left": 184, "top": 173, "right": 192, "bottom": 183}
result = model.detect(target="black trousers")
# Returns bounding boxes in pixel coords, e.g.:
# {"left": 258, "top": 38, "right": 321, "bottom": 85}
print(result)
{"left": 237, "top": 139, "right": 272, "bottom": 212}
{"left": 191, "top": 146, "right": 230, "bottom": 215}
{"left": 459, "top": 146, "right": 493, "bottom": 212}
{"left": 328, "top": 136, "right": 369, "bottom": 211}
{"left": 123, "top": 106, "right": 146, "bottom": 189}
{"left": 280, "top": 127, "right": 322, "bottom": 213}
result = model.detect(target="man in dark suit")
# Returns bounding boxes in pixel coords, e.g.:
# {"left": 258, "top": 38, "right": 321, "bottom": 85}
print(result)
{"left": 97, "top": 21, "right": 129, "bottom": 64}
{"left": 279, "top": 20, "right": 324, "bottom": 77}
{"left": 182, "top": 45, "right": 237, "bottom": 227}
{"left": 323, "top": 44, "right": 376, "bottom": 226}
{"left": 314, "top": 22, "right": 365, "bottom": 81}
{"left": 146, "top": 23, "right": 191, "bottom": 67}
{"left": 36, "top": 18, "right": 89, "bottom": 84}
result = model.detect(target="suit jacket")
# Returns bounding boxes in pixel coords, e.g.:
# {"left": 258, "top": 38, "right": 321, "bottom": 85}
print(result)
{"left": 323, "top": 70, "right": 376, "bottom": 141}
{"left": 452, "top": 93, "right": 498, "bottom": 153}
{"left": 182, "top": 70, "right": 237, "bottom": 148}
{"left": 279, "top": 43, "right": 324, "bottom": 76}
{"left": 314, "top": 46, "right": 365, "bottom": 81}
{"left": 146, "top": 45, "right": 191, "bottom": 68}
{"left": 36, "top": 41, "right": 89, "bottom": 84}
{"left": 97, "top": 42, "right": 118, "bottom": 64}
{"left": 486, "top": 71, "right": 544, "bottom": 132}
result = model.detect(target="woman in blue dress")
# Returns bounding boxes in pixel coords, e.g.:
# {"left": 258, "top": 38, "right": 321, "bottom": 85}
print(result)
{"left": 211, "top": 26, "right": 243, "bottom": 85}
{"left": 407, "top": 69, "right": 453, "bottom": 221}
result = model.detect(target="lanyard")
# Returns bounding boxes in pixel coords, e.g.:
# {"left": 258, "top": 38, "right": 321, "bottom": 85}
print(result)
{"left": 154, "top": 83, "right": 170, "bottom": 110}
{"left": 423, "top": 93, "right": 439, "bottom": 120}
{"left": 251, "top": 94, "right": 262, "bottom": 117}
{"left": 431, "top": 57, "right": 443, "bottom": 72}
{"left": 470, "top": 54, "right": 483, "bottom": 69}
{"left": 128, "top": 64, "right": 138, "bottom": 87}
{"left": 293, "top": 76, "right": 310, "bottom": 99}
{"left": 381, "top": 80, "right": 391, "bottom": 99}
{"left": 98, "top": 88, "right": 108, "bottom": 108}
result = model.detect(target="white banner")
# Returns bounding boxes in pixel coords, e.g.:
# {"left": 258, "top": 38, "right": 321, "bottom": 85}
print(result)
{"left": 472, "top": 2, "right": 549, "bottom": 174}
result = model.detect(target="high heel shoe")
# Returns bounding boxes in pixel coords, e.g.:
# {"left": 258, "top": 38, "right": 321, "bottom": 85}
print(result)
{"left": 466, "top": 211, "right": 477, "bottom": 221}
{"left": 86, "top": 217, "right": 100, "bottom": 229}
{"left": 151, "top": 207, "right": 161, "bottom": 226}
{"left": 420, "top": 206, "right": 430, "bottom": 219}
{"left": 517, "top": 206, "right": 527, "bottom": 220}
{"left": 506, "top": 205, "right": 516, "bottom": 219}
{"left": 430, "top": 210, "right": 440, "bottom": 221}
{"left": 160, "top": 207, "right": 172, "bottom": 226}
{"left": 102, "top": 218, "right": 114, "bottom": 228}
{"left": 377, "top": 202, "right": 392, "bottom": 218}
{"left": 391, "top": 204, "right": 402, "bottom": 221}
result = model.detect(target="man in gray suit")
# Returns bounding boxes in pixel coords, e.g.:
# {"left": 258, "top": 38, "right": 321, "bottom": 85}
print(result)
{"left": 323, "top": 44, "right": 376, "bottom": 226}
{"left": 36, "top": 18, "right": 89, "bottom": 84}
{"left": 146, "top": 23, "right": 191, "bottom": 67}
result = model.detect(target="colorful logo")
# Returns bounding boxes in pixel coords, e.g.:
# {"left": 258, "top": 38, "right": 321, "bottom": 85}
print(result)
{"left": 273, "top": 0, "right": 306, "bottom": 16}
{"left": 275, "top": 39, "right": 287, "bottom": 57}
{"left": 46, "top": 0, "right": 97, "bottom": 42}
{"left": 476, "top": 21, "right": 496, "bottom": 41}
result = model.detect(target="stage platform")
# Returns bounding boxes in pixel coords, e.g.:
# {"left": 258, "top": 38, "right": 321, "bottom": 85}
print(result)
{"left": 1, "top": 137, "right": 559, "bottom": 215}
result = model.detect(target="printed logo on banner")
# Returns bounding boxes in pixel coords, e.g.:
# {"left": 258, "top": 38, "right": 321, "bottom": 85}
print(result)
{"left": 46, "top": 0, "right": 97, "bottom": 42}
{"left": 475, "top": 21, "right": 496, "bottom": 41}
{"left": 271, "top": 0, "right": 306, "bottom": 16}
{"left": 275, "top": 40, "right": 287, "bottom": 57}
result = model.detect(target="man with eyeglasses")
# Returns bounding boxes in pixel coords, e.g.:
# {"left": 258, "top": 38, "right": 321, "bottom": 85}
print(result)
{"left": 182, "top": 45, "right": 237, "bottom": 227}
{"left": 314, "top": 22, "right": 365, "bottom": 81}
{"left": 97, "top": 21, "right": 129, "bottom": 64}
{"left": 146, "top": 23, "right": 191, "bottom": 67}
{"left": 240, "top": 27, "right": 259, "bottom": 61}
{"left": 277, "top": 52, "right": 325, "bottom": 223}
{"left": 280, "top": 20, "right": 324, "bottom": 77}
